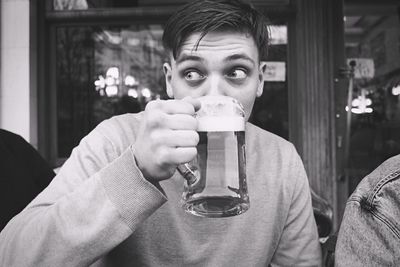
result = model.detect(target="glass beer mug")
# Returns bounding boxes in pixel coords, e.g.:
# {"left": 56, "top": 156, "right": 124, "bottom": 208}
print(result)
{"left": 178, "top": 95, "right": 249, "bottom": 217}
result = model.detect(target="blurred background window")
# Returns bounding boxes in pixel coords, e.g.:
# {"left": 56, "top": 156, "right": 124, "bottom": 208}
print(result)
{"left": 343, "top": 10, "right": 400, "bottom": 193}
{"left": 250, "top": 25, "right": 288, "bottom": 140}
{"left": 43, "top": 0, "right": 290, "bottom": 166}
{"left": 55, "top": 25, "right": 166, "bottom": 157}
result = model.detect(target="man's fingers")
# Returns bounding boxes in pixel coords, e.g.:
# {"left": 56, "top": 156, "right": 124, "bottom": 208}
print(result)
{"left": 166, "top": 114, "right": 197, "bottom": 130}
{"left": 151, "top": 129, "right": 198, "bottom": 147}
{"left": 182, "top": 96, "right": 201, "bottom": 112}
{"left": 160, "top": 130, "right": 199, "bottom": 147}
{"left": 168, "top": 147, "right": 197, "bottom": 165}
{"left": 146, "top": 99, "right": 198, "bottom": 115}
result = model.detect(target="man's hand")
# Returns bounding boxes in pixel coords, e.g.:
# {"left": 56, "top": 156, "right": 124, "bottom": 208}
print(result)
{"left": 132, "top": 97, "right": 201, "bottom": 182}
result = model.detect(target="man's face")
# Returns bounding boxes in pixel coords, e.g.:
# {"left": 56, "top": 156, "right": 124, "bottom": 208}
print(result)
{"left": 163, "top": 32, "right": 267, "bottom": 121}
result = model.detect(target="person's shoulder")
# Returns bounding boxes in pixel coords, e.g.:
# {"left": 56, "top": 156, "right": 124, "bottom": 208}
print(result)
{"left": 0, "top": 128, "right": 19, "bottom": 138}
{"left": 0, "top": 129, "right": 28, "bottom": 145}
{"left": 352, "top": 154, "right": 400, "bottom": 202}
{"left": 246, "top": 122, "right": 295, "bottom": 153}
{"left": 376, "top": 154, "right": 400, "bottom": 173}
{"left": 360, "top": 154, "right": 400, "bottom": 185}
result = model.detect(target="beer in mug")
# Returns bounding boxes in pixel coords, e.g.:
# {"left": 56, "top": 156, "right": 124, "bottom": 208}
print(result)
{"left": 180, "top": 95, "right": 249, "bottom": 218}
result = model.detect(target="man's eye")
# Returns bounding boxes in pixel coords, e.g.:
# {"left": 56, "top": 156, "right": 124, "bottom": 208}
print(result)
{"left": 184, "top": 70, "right": 204, "bottom": 81}
{"left": 227, "top": 69, "right": 247, "bottom": 79}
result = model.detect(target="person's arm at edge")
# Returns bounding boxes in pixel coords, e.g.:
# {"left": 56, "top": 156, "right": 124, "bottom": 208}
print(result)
{"left": 270, "top": 145, "right": 322, "bottom": 266}
{"left": 335, "top": 181, "right": 400, "bottom": 265}
{"left": 13, "top": 133, "right": 56, "bottom": 191}
{"left": 0, "top": 117, "right": 167, "bottom": 266}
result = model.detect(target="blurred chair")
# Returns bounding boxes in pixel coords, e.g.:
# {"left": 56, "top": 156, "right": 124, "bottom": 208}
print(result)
{"left": 311, "top": 189, "right": 336, "bottom": 267}
{"left": 311, "top": 189, "right": 333, "bottom": 239}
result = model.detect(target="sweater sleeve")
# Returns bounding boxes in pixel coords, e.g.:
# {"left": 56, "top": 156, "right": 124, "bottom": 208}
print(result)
{"left": 271, "top": 147, "right": 322, "bottom": 266}
{"left": 0, "top": 118, "right": 167, "bottom": 266}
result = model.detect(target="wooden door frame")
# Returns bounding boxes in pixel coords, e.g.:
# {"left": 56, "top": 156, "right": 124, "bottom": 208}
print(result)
{"left": 288, "top": 0, "right": 346, "bottom": 230}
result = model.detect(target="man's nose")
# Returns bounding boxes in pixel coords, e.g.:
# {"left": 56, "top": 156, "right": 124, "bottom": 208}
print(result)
{"left": 206, "top": 75, "right": 225, "bottom": 96}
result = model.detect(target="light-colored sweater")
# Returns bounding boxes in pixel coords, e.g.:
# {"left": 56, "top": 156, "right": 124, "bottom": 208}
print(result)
{"left": 0, "top": 113, "right": 321, "bottom": 266}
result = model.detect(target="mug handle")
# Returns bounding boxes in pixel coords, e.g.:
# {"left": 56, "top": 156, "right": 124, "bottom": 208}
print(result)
{"left": 176, "top": 163, "right": 198, "bottom": 186}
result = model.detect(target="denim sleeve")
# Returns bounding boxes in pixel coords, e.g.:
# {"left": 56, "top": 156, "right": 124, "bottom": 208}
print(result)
{"left": 335, "top": 156, "right": 400, "bottom": 266}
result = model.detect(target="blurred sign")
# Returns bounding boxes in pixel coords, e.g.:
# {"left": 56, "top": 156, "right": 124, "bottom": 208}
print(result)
{"left": 270, "top": 26, "right": 287, "bottom": 45}
{"left": 347, "top": 58, "right": 375, "bottom": 79}
{"left": 54, "top": 0, "right": 88, "bottom": 10}
{"left": 264, "top": 62, "right": 286, "bottom": 82}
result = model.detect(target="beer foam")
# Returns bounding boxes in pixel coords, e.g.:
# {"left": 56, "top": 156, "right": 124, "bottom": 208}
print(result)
{"left": 197, "top": 116, "right": 245, "bottom": 132}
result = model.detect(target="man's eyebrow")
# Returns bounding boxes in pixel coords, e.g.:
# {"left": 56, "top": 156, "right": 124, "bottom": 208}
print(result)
{"left": 176, "top": 54, "right": 204, "bottom": 64}
{"left": 225, "top": 54, "right": 256, "bottom": 65}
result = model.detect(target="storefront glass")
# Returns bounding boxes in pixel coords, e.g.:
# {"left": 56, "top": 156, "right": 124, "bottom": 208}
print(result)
{"left": 344, "top": 12, "right": 400, "bottom": 192}
{"left": 56, "top": 25, "right": 166, "bottom": 157}
{"left": 52, "top": 0, "right": 171, "bottom": 10}
{"left": 54, "top": 23, "right": 288, "bottom": 159}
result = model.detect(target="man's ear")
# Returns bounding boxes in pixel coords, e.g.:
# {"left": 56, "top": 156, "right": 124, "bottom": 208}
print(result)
{"left": 163, "top": 62, "right": 173, "bottom": 98}
{"left": 257, "top": 61, "right": 267, "bottom": 97}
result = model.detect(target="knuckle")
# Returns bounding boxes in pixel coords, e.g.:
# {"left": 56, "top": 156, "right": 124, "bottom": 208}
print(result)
{"left": 146, "top": 110, "right": 165, "bottom": 128}
{"left": 156, "top": 148, "right": 171, "bottom": 166}
{"left": 173, "top": 99, "right": 195, "bottom": 115}
{"left": 148, "top": 130, "right": 159, "bottom": 144}
{"left": 183, "top": 102, "right": 196, "bottom": 115}
{"left": 145, "top": 99, "right": 162, "bottom": 111}
{"left": 184, "top": 131, "right": 199, "bottom": 145}
{"left": 181, "top": 97, "right": 197, "bottom": 109}
{"left": 192, "top": 131, "right": 200, "bottom": 144}
{"left": 185, "top": 147, "right": 197, "bottom": 161}
{"left": 150, "top": 130, "right": 166, "bottom": 145}
{"left": 188, "top": 116, "right": 198, "bottom": 130}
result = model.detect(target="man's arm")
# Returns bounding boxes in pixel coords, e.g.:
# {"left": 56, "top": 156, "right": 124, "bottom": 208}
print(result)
{"left": 271, "top": 149, "right": 322, "bottom": 266}
{"left": 0, "top": 119, "right": 167, "bottom": 266}
{"left": 0, "top": 98, "right": 199, "bottom": 266}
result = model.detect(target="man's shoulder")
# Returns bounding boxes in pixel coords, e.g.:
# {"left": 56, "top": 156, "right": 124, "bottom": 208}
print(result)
{"left": 246, "top": 123, "right": 296, "bottom": 154}
{"left": 351, "top": 154, "right": 400, "bottom": 205}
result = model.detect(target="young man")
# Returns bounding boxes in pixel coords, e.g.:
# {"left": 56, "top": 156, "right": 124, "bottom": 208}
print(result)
{"left": 0, "top": 0, "right": 321, "bottom": 266}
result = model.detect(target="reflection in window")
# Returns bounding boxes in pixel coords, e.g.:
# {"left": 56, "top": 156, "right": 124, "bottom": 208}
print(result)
{"left": 56, "top": 25, "right": 166, "bottom": 157}
{"left": 250, "top": 25, "right": 288, "bottom": 140}
{"left": 370, "top": 32, "right": 386, "bottom": 68}
{"left": 53, "top": 0, "right": 154, "bottom": 10}
{"left": 344, "top": 14, "right": 400, "bottom": 192}
{"left": 53, "top": 0, "right": 88, "bottom": 10}
{"left": 55, "top": 23, "right": 289, "bottom": 159}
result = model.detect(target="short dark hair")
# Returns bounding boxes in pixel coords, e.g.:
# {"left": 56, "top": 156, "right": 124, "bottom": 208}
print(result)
{"left": 162, "top": 0, "right": 270, "bottom": 61}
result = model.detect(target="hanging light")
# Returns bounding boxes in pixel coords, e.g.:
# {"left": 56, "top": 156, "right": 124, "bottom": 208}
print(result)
{"left": 128, "top": 89, "right": 139, "bottom": 98}
{"left": 106, "top": 67, "right": 119, "bottom": 79}
{"left": 141, "top": 88, "right": 152, "bottom": 98}
{"left": 392, "top": 85, "right": 400, "bottom": 96}
{"left": 94, "top": 75, "right": 105, "bottom": 89}
{"left": 124, "top": 75, "right": 138, "bottom": 87}
{"left": 105, "top": 85, "right": 118, "bottom": 96}
{"left": 345, "top": 89, "right": 373, "bottom": 114}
